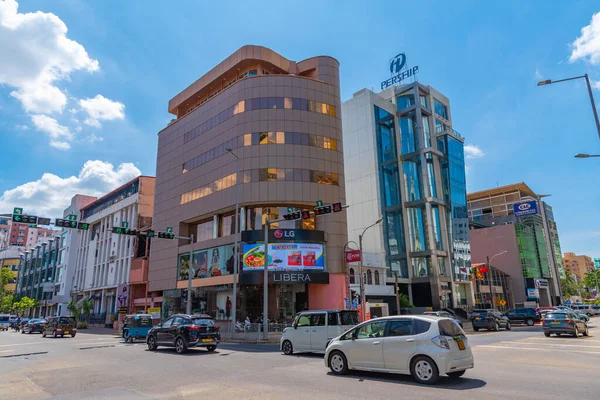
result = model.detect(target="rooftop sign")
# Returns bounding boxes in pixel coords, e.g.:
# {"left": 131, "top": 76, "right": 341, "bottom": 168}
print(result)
{"left": 381, "top": 53, "right": 419, "bottom": 90}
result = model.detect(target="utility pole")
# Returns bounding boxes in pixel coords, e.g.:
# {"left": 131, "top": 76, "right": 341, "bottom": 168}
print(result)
{"left": 184, "top": 234, "right": 194, "bottom": 315}
{"left": 487, "top": 256, "right": 494, "bottom": 309}
{"left": 394, "top": 272, "right": 400, "bottom": 315}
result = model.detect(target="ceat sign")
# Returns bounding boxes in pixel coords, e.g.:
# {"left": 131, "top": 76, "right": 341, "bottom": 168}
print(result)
{"left": 345, "top": 250, "right": 361, "bottom": 263}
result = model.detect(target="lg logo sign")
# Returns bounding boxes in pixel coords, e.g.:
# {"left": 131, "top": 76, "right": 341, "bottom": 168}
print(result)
{"left": 390, "top": 53, "right": 407, "bottom": 74}
{"left": 274, "top": 229, "right": 295, "bottom": 239}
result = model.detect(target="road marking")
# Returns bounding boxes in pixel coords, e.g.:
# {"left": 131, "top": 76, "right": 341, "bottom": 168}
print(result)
{"left": 501, "top": 341, "right": 600, "bottom": 348}
{"left": 517, "top": 337, "right": 600, "bottom": 343}
{"left": 0, "top": 342, "right": 46, "bottom": 347}
{"left": 0, "top": 351, "right": 48, "bottom": 358}
{"left": 0, "top": 350, "right": 14, "bottom": 353}
{"left": 477, "top": 345, "right": 600, "bottom": 354}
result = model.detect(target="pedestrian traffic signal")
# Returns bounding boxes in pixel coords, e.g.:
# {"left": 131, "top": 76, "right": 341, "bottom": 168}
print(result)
{"left": 283, "top": 211, "right": 302, "bottom": 221}
{"left": 12, "top": 214, "right": 37, "bottom": 224}
{"left": 55, "top": 218, "right": 78, "bottom": 228}
{"left": 332, "top": 202, "right": 343, "bottom": 212}
{"left": 77, "top": 222, "right": 90, "bottom": 230}
{"left": 112, "top": 227, "right": 140, "bottom": 236}
{"left": 314, "top": 205, "right": 332, "bottom": 215}
{"left": 302, "top": 210, "right": 311, "bottom": 220}
{"left": 158, "top": 231, "right": 175, "bottom": 239}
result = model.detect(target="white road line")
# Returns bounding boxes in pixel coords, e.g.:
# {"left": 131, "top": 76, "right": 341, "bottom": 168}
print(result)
{"left": 477, "top": 345, "right": 600, "bottom": 354}
{"left": 501, "top": 341, "right": 600, "bottom": 348}
{"left": 0, "top": 350, "right": 14, "bottom": 353}
{"left": 0, "top": 342, "right": 46, "bottom": 347}
{"left": 517, "top": 337, "right": 600, "bottom": 343}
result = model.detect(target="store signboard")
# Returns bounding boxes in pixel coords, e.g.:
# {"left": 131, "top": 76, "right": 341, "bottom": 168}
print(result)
{"left": 117, "top": 284, "right": 129, "bottom": 308}
{"left": 240, "top": 271, "right": 329, "bottom": 285}
{"left": 513, "top": 200, "right": 538, "bottom": 217}
{"left": 242, "top": 243, "right": 324, "bottom": 271}
{"left": 526, "top": 288, "right": 539, "bottom": 299}
{"left": 147, "top": 307, "right": 161, "bottom": 319}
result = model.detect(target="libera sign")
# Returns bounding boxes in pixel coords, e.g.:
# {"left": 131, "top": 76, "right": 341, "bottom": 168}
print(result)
{"left": 381, "top": 53, "right": 419, "bottom": 90}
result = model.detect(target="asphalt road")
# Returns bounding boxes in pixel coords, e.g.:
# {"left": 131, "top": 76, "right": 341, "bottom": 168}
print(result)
{"left": 0, "top": 320, "right": 599, "bottom": 400}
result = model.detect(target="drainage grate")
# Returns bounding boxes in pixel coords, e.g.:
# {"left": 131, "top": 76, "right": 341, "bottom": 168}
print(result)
{"left": 0, "top": 351, "right": 48, "bottom": 358}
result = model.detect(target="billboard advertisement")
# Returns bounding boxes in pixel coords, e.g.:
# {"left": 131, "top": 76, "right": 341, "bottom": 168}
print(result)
{"left": 513, "top": 200, "right": 538, "bottom": 217}
{"left": 242, "top": 243, "right": 324, "bottom": 271}
{"left": 178, "top": 244, "right": 238, "bottom": 281}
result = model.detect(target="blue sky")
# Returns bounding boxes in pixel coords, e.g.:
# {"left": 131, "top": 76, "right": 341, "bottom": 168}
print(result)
{"left": 1, "top": 0, "right": 600, "bottom": 257}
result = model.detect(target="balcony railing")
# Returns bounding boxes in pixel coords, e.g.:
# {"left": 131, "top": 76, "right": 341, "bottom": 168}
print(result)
{"left": 435, "top": 125, "right": 464, "bottom": 140}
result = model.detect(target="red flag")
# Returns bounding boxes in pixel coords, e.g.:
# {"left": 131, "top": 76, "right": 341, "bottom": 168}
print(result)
{"left": 479, "top": 266, "right": 489, "bottom": 273}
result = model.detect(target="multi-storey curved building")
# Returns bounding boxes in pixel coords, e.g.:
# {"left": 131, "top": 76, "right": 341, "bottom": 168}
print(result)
{"left": 149, "top": 46, "right": 347, "bottom": 323}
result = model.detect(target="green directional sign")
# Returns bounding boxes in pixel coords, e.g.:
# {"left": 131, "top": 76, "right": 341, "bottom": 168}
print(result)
{"left": 287, "top": 207, "right": 294, "bottom": 213}
{"left": 316, "top": 200, "right": 323, "bottom": 207}
{"left": 166, "top": 227, "right": 173, "bottom": 234}
{"left": 146, "top": 230, "right": 155, "bottom": 238}
{"left": 121, "top": 221, "right": 129, "bottom": 228}
{"left": 67, "top": 214, "right": 77, "bottom": 221}
{"left": 13, "top": 207, "right": 23, "bottom": 215}
{"left": 12, "top": 214, "right": 22, "bottom": 222}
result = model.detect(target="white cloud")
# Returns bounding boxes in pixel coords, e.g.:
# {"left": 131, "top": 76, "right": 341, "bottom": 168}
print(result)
{"left": 86, "top": 133, "right": 103, "bottom": 143}
{"left": 464, "top": 144, "right": 485, "bottom": 159}
{"left": 79, "top": 95, "right": 125, "bottom": 127}
{"left": 570, "top": 12, "right": 600, "bottom": 65}
{"left": 30, "top": 114, "right": 73, "bottom": 150}
{"left": 592, "top": 80, "right": 600, "bottom": 91}
{"left": 0, "top": 160, "right": 141, "bottom": 217}
{"left": 535, "top": 69, "right": 543, "bottom": 80}
{"left": 0, "top": 0, "right": 99, "bottom": 113}
{"left": 14, "top": 124, "right": 29, "bottom": 130}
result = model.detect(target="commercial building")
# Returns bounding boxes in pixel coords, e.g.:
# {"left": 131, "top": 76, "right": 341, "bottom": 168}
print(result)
{"left": 342, "top": 81, "right": 471, "bottom": 312}
{"left": 73, "top": 176, "right": 155, "bottom": 327}
{"left": 468, "top": 182, "right": 565, "bottom": 307}
{"left": 149, "top": 45, "right": 346, "bottom": 323}
{"left": 0, "top": 246, "right": 21, "bottom": 292}
{"left": 562, "top": 252, "right": 595, "bottom": 283}
{"left": 51, "top": 194, "right": 97, "bottom": 316}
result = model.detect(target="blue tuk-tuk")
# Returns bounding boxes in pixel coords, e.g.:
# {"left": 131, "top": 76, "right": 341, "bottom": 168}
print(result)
{"left": 122, "top": 314, "right": 153, "bottom": 343}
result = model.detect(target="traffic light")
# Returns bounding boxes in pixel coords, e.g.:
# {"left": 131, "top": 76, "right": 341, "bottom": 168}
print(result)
{"left": 314, "top": 205, "right": 332, "bottom": 216}
{"left": 55, "top": 218, "right": 78, "bottom": 228}
{"left": 158, "top": 231, "right": 175, "bottom": 239}
{"left": 302, "top": 210, "right": 311, "bottom": 220}
{"left": 112, "top": 227, "right": 140, "bottom": 236}
{"left": 77, "top": 222, "right": 90, "bottom": 230}
{"left": 146, "top": 230, "right": 155, "bottom": 238}
{"left": 283, "top": 211, "right": 302, "bottom": 221}
{"left": 332, "top": 202, "right": 343, "bottom": 213}
{"left": 12, "top": 214, "right": 37, "bottom": 224}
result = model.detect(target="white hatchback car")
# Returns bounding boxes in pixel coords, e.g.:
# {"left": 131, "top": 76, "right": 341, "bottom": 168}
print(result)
{"left": 324, "top": 315, "right": 474, "bottom": 384}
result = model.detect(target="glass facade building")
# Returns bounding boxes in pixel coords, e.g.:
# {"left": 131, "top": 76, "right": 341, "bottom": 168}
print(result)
{"left": 343, "top": 82, "right": 471, "bottom": 310}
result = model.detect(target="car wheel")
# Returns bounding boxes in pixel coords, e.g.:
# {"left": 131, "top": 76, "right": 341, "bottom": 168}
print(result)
{"left": 42, "top": 331, "right": 46, "bottom": 338}
{"left": 506, "top": 322, "right": 511, "bottom": 331}
{"left": 494, "top": 322, "right": 500, "bottom": 332}
{"left": 71, "top": 333, "right": 76, "bottom": 338}
{"left": 28, "top": 330, "right": 32, "bottom": 334}
{"left": 206, "top": 345, "right": 217, "bottom": 352}
{"left": 473, "top": 327, "right": 479, "bottom": 332}
{"left": 21, "top": 330, "right": 24, "bottom": 334}
{"left": 147, "top": 335, "right": 157, "bottom": 351}
{"left": 53, "top": 330, "right": 57, "bottom": 338}
{"left": 583, "top": 326, "right": 589, "bottom": 337}
{"left": 411, "top": 355, "right": 439, "bottom": 385}
{"left": 544, "top": 331, "right": 551, "bottom": 337}
{"left": 61, "top": 333, "right": 65, "bottom": 338}
{"left": 175, "top": 337, "right": 187, "bottom": 354}
{"left": 526, "top": 319, "right": 534, "bottom": 326}
{"left": 572, "top": 327, "right": 579, "bottom": 338}
{"left": 447, "top": 370, "right": 466, "bottom": 379}
{"left": 328, "top": 351, "right": 349, "bottom": 375}
{"left": 282, "top": 340, "right": 294, "bottom": 355}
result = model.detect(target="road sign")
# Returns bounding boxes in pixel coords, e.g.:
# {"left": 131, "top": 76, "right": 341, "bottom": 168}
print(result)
{"left": 13, "top": 207, "right": 23, "bottom": 215}
{"left": 67, "top": 214, "right": 77, "bottom": 221}
{"left": 166, "top": 227, "right": 173, "bottom": 234}
{"left": 121, "top": 221, "right": 129, "bottom": 228}
{"left": 287, "top": 206, "right": 294, "bottom": 213}
{"left": 316, "top": 200, "right": 323, "bottom": 207}
{"left": 499, "top": 299, "right": 507, "bottom": 307}
{"left": 37, "top": 217, "right": 51, "bottom": 225}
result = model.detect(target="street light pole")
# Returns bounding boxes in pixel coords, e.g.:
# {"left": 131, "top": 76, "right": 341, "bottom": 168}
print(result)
{"left": 343, "top": 241, "right": 359, "bottom": 309}
{"left": 186, "top": 234, "right": 194, "bottom": 315}
{"left": 358, "top": 218, "right": 383, "bottom": 321}
{"left": 263, "top": 218, "right": 270, "bottom": 340}
{"left": 226, "top": 148, "right": 240, "bottom": 338}
{"left": 538, "top": 74, "right": 600, "bottom": 141}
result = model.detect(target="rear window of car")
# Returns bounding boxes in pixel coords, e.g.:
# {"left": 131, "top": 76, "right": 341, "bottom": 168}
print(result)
{"left": 340, "top": 311, "right": 359, "bottom": 325}
{"left": 438, "top": 320, "right": 465, "bottom": 337}
{"left": 0, "top": 316, "right": 10, "bottom": 322}
{"left": 59, "top": 317, "right": 74, "bottom": 324}
{"left": 472, "top": 311, "right": 488, "bottom": 317}
{"left": 546, "top": 313, "right": 567, "bottom": 319}
{"left": 192, "top": 319, "right": 214, "bottom": 326}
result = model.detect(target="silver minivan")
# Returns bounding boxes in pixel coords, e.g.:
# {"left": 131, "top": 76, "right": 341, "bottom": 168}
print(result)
{"left": 571, "top": 304, "right": 598, "bottom": 316}
{"left": 280, "top": 310, "right": 360, "bottom": 355}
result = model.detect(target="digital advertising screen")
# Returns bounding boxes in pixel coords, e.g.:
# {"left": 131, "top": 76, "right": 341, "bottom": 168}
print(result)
{"left": 242, "top": 243, "right": 324, "bottom": 271}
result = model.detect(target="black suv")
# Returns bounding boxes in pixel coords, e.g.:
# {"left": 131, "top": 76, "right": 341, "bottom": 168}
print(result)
{"left": 504, "top": 308, "right": 540, "bottom": 326}
{"left": 146, "top": 314, "right": 221, "bottom": 354}
{"left": 471, "top": 309, "right": 511, "bottom": 332}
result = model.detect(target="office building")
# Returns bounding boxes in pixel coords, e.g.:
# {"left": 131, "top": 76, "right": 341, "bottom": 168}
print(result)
{"left": 149, "top": 45, "right": 346, "bottom": 322}
{"left": 0, "top": 246, "right": 21, "bottom": 292}
{"left": 51, "top": 194, "right": 97, "bottom": 316}
{"left": 342, "top": 81, "right": 471, "bottom": 312}
{"left": 73, "top": 176, "right": 155, "bottom": 327}
{"left": 468, "top": 182, "right": 565, "bottom": 307}
{"left": 562, "top": 252, "right": 595, "bottom": 283}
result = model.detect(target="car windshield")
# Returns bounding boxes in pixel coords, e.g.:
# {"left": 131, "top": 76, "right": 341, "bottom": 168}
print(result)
{"left": 438, "top": 319, "right": 465, "bottom": 336}
{"left": 192, "top": 318, "right": 214, "bottom": 326}
{"left": 546, "top": 313, "right": 568, "bottom": 319}
{"left": 340, "top": 311, "right": 359, "bottom": 325}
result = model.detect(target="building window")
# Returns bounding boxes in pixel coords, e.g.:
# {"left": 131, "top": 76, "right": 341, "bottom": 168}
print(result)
{"left": 434, "top": 99, "right": 448, "bottom": 120}
{"left": 422, "top": 116, "right": 431, "bottom": 148}
{"left": 407, "top": 207, "right": 428, "bottom": 252}
{"left": 397, "top": 93, "right": 415, "bottom": 110}
{"left": 196, "top": 220, "right": 214, "bottom": 242}
{"left": 366, "top": 270, "right": 373, "bottom": 285}
{"left": 403, "top": 160, "right": 423, "bottom": 201}
{"left": 399, "top": 112, "right": 418, "bottom": 154}
{"left": 419, "top": 95, "right": 428, "bottom": 109}
{"left": 349, "top": 268, "right": 355, "bottom": 284}
{"left": 374, "top": 270, "right": 380, "bottom": 285}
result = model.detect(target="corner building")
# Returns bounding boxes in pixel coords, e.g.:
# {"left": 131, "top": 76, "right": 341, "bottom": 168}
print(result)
{"left": 149, "top": 46, "right": 347, "bottom": 323}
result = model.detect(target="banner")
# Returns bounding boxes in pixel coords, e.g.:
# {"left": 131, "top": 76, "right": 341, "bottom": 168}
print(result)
{"left": 345, "top": 250, "right": 361, "bottom": 263}
{"left": 242, "top": 242, "right": 324, "bottom": 271}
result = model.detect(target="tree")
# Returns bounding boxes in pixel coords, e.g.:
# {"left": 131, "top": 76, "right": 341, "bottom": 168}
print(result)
{"left": 0, "top": 267, "right": 16, "bottom": 314}
{"left": 398, "top": 293, "right": 413, "bottom": 308}
{"left": 67, "top": 299, "right": 79, "bottom": 319}
{"left": 583, "top": 269, "right": 600, "bottom": 292}
{"left": 13, "top": 296, "right": 38, "bottom": 317}
{"left": 560, "top": 274, "right": 579, "bottom": 298}
{"left": 82, "top": 298, "right": 93, "bottom": 322}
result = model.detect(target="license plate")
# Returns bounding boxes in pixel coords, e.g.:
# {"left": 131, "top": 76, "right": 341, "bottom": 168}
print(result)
{"left": 201, "top": 338, "right": 213, "bottom": 343}
{"left": 475, "top": 317, "right": 480, "bottom": 320}
{"left": 63, "top": 331, "right": 69, "bottom": 334}
{"left": 456, "top": 339, "right": 466, "bottom": 350}
{"left": 551, "top": 322, "right": 560, "bottom": 325}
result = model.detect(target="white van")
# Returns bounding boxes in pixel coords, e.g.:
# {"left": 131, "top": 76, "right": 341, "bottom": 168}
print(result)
{"left": 571, "top": 304, "right": 598, "bottom": 316}
{"left": 0, "top": 315, "right": 10, "bottom": 331}
{"left": 280, "top": 310, "right": 360, "bottom": 355}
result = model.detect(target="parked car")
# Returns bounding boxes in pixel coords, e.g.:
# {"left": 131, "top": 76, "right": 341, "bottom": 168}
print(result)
{"left": 423, "top": 311, "right": 463, "bottom": 328}
{"left": 22, "top": 319, "right": 47, "bottom": 334}
{"left": 543, "top": 312, "right": 588, "bottom": 337}
{"left": 552, "top": 307, "right": 589, "bottom": 322}
{"left": 571, "top": 304, "right": 599, "bottom": 316}
{"left": 280, "top": 310, "right": 360, "bottom": 355}
{"left": 324, "top": 315, "right": 473, "bottom": 385}
{"left": 146, "top": 314, "right": 221, "bottom": 354}
{"left": 470, "top": 309, "right": 511, "bottom": 332}
{"left": 42, "top": 316, "right": 77, "bottom": 338}
{"left": 0, "top": 314, "right": 10, "bottom": 331}
{"left": 504, "top": 308, "right": 540, "bottom": 326}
